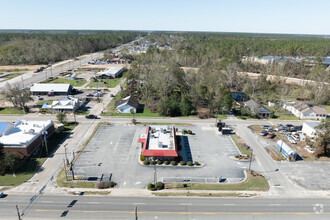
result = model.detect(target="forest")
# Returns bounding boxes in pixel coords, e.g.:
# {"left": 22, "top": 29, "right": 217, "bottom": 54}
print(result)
{"left": 122, "top": 32, "right": 330, "bottom": 118}
{"left": 0, "top": 30, "right": 145, "bottom": 65}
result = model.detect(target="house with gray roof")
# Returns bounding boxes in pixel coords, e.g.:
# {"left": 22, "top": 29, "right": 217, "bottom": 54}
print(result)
{"left": 244, "top": 99, "right": 271, "bottom": 118}
{"left": 115, "top": 96, "right": 140, "bottom": 113}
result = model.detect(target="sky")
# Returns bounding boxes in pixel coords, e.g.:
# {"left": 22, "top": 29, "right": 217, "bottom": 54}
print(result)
{"left": 0, "top": 0, "right": 330, "bottom": 35}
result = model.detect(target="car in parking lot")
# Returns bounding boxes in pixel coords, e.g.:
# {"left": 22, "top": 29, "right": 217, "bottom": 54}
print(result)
{"left": 286, "top": 124, "right": 294, "bottom": 128}
{"left": 288, "top": 136, "right": 297, "bottom": 144}
{"left": 262, "top": 125, "right": 271, "bottom": 129}
{"left": 260, "top": 130, "right": 268, "bottom": 136}
{"left": 292, "top": 134, "right": 300, "bottom": 141}
{"left": 110, "top": 94, "right": 115, "bottom": 97}
{"left": 37, "top": 96, "right": 43, "bottom": 100}
{"left": 276, "top": 124, "right": 283, "bottom": 127}
{"left": 85, "top": 114, "right": 99, "bottom": 119}
{"left": 266, "top": 133, "right": 275, "bottom": 139}
{"left": 86, "top": 93, "right": 94, "bottom": 97}
{"left": 0, "top": 192, "right": 3, "bottom": 198}
{"left": 266, "top": 128, "right": 276, "bottom": 132}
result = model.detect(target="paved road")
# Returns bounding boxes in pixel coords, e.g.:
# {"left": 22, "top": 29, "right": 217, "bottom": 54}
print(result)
{"left": 0, "top": 195, "right": 329, "bottom": 220}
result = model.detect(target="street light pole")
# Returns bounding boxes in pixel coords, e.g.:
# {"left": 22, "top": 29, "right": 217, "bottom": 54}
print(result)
{"left": 248, "top": 149, "right": 253, "bottom": 172}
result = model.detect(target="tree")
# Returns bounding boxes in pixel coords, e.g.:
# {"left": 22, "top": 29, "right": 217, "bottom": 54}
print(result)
{"left": 4, "top": 152, "right": 18, "bottom": 172}
{"left": 223, "top": 93, "right": 233, "bottom": 112}
{"left": 312, "top": 119, "right": 330, "bottom": 157}
{"left": 0, "top": 83, "right": 33, "bottom": 110}
{"left": 0, "top": 143, "right": 5, "bottom": 175}
{"left": 56, "top": 112, "right": 67, "bottom": 124}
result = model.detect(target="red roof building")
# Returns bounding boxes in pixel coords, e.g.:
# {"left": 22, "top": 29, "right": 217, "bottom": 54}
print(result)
{"left": 139, "top": 126, "right": 178, "bottom": 160}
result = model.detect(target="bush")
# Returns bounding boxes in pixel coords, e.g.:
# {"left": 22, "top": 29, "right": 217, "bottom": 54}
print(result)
{"left": 155, "top": 182, "right": 164, "bottom": 190}
{"left": 187, "top": 161, "right": 193, "bottom": 166}
{"left": 182, "top": 129, "right": 187, "bottom": 134}
{"left": 140, "top": 154, "right": 145, "bottom": 161}
{"left": 164, "top": 161, "right": 169, "bottom": 165}
{"left": 143, "top": 160, "right": 150, "bottom": 165}
{"left": 187, "top": 130, "right": 192, "bottom": 134}
{"left": 194, "top": 161, "right": 199, "bottom": 166}
{"left": 150, "top": 160, "right": 155, "bottom": 165}
{"left": 180, "top": 161, "right": 186, "bottom": 166}
{"left": 157, "top": 160, "right": 163, "bottom": 165}
{"left": 183, "top": 183, "right": 188, "bottom": 188}
{"left": 96, "top": 181, "right": 116, "bottom": 189}
{"left": 147, "top": 183, "right": 155, "bottom": 191}
{"left": 170, "top": 161, "right": 176, "bottom": 166}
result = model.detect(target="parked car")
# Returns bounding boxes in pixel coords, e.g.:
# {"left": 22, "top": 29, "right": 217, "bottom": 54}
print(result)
{"left": 262, "top": 125, "right": 271, "bottom": 129}
{"left": 37, "top": 96, "right": 43, "bottom": 100}
{"left": 266, "top": 128, "right": 276, "bottom": 132}
{"left": 33, "top": 69, "right": 40, "bottom": 73}
{"left": 280, "top": 130, "right": 287, "bottom": 134}
{"left": 288, "top": 137, "right": 297, "bottom": 144}
{"left": 85, "top": 114, "right": 98, "bottom": 119}
{"left": 0, "top": 192, "right": 3, "bottom": 198}
{"left": 286, "top": 124, "right": 294, "bottom": 128}
{"left": 276, "top": 124, "right": 283, "bottom": 127}
{"left": 266, "top": 133, "right": 275, "bottom": 139}
{"left": 86, "top": 93, "right": 94, "bottom": 97}
{"left": 260, "top": 130, "right": 268, "bottom": 136}
{"left": 47, "top": 92, "right": 54, "bottom": 96}
{"left": 297, "top": 131, "right": 306, "bottom": 141}
{"left": 292, "top": 134, "right": 300, "bottom": 141}
{"left": 110, "top": 94, "right": 115, "bottom": 97}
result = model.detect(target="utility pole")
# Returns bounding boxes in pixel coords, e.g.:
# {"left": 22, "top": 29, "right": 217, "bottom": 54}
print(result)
{"left": 63, "top": 159, "right": 68, "bottom": 181}
{"left": 248, "top": 149, "right": 253, "bottom": 172}
{"left": 64, "top": 144, "right": 69, "bottom": 165}
{"left": 70, "top": 162, "right": 75, "bottom": 180}
{"left": 135, "top": 206, "right": 138, "bottom": 220}
{"left": 43, "top": 125, "right": 48, "bottom": 155}
{"left": 16, "top": 205, "right": 22, "bottom": 220}
{"left": 73, "top": 110, "right": 77, "bottom": 124}
{"left": 153, "top": 163, "right": 157, "bottom": 185}
{"left": 50, "top": 62, "right": 53, "bottom": 77}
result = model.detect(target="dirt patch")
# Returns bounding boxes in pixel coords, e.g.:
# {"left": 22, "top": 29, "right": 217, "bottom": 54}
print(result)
{"left": 0, "top": 65, "right": 43, "bottom": 71}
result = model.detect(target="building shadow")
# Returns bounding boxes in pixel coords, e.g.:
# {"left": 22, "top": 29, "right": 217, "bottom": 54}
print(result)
{"left": 178, "top": 136, "right": 193, "bottom": 162}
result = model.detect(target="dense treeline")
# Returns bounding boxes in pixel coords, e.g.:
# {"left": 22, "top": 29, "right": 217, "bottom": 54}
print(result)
{"left": 0, "top": 30, "right": 145, "bottom": 65}
{"left": 123, "top": 32, "right": 329, "bottom": 117}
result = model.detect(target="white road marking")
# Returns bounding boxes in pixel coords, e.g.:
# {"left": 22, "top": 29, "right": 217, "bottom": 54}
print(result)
{"left": 223, "top": 204, "right": 236, "bottom": 206}
{"left": 180, "top": 203, "right": 192, "bottom": 206}
{"left": 110, "top": 142, "right": 112, "bottom": 144}
{"left": 87, "top": 202, "right": 100, "bottom": 204}
{"left": 268, "top": 204, "right": 281, "bottom": 206}
{"left": 123, "top": 181, "right": 126, "bottom": 186}
{"left": 269, "top": 121, "right": 274, "bottom": 125}
{"left": 133, "top": 203, "right": 145, "bottom": 205}
{"left": 135, "top": 182, "right": 141, "bottom": 185}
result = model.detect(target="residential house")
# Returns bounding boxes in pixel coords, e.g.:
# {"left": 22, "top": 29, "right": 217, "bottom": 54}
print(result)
{"left": 243, "top": 99, "right": 271, "bottom": 118}
{"left": 115, "top": 96, "right": 140, "bottom": 113}
{"left": 42, "top": 96, "right": 82, "bottom": 112}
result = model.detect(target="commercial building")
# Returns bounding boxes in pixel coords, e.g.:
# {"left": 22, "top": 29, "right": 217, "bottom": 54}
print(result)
{"left": 96, "top": 66, "right": 124, "bottom": 79}
{"left": 283, "top": 101, "right": 328, "bottom": 120}
{"left": 302, "top": 121, "right": 321, "bottom": 138}
{"left": 30, "top": 83, "right": 72, "bottom": 95}
{"left": 0, "top": 120, "right": 54, "bottom": 158}
{"left": 138, "top": 126, "right": 178, "bottom": 160}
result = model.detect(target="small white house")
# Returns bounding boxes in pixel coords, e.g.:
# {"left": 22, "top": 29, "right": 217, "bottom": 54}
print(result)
{"left": 115, "top": 96, "right": 140, "bottom": 114}
{"left": 302, "top": 121, "right": 321, "bottom": 138}
{"left": 42, "top": 97, "right": 81, "bottom": 112}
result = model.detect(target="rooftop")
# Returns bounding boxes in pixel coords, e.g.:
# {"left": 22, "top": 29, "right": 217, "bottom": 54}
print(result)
{"left": 97, "top": 66, "right": 123, "bottom": 76}
{"left": 30, "top": 83, "right": 71, "bottom": 92}
{"left": 0, "top": 119, "right": 53, "bottom": 147}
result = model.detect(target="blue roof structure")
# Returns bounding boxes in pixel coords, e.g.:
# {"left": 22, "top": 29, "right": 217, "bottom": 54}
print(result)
{"left": 0, "top": 122, "right": 9, "bottom": 132}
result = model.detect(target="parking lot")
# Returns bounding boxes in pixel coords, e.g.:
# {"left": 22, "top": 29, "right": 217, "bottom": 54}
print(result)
{"left": 73, "top": 124, "right": 255, "bottom": 189}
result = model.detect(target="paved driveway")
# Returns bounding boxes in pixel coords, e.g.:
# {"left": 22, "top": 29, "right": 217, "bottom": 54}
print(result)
{"left": 74, "top": 124, "right": 251, "bottom": 189}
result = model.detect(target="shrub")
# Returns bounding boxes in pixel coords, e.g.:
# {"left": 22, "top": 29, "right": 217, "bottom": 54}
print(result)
{"left": 140, "top": 154, "right": 145, "bottom": 161}
{"left": 183, "top": 183, "right": 188, "bottom": 188}
{"left": 157, "top": 161, "right": 163, "bottom": 165}
{"left": 180, "top": 161, "right": 186, "bottom": 166}
{"left": 143, "top": 160, "right": 150, "bottom": 165}
{"left": 187, "top": 161, "right": 193, "bottom": 166}
{"left": 150, "top": 160, "right": 155, "bottom": 165}
{"left": 164, "top": 161, "right": 169, "bottom": 165}
{"left": 170, "top": 161, "right": 176, "bottom": 166}
{"left": 155, "top": 182, "right": 164, "bottom": 190}
{"left": 147, "top": 183, "right": 155, "bottom": 191}
{"left": 187, "top": 130, "right": 192, "bottom": 134}
{"left": 182, "top": 129, "right": 187, "bottom": 134}
{"left": 194, "top": 161, "right": 199, "bottom": 166}
{"left": 96, "top": 181, "right": 115, "bottom": 189}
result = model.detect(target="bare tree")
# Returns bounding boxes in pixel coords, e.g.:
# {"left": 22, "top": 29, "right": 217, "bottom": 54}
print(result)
{"left": 0, "top": 83, "right": 33, "bottom": 110}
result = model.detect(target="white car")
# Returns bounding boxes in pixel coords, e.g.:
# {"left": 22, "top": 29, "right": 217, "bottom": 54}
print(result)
{"left": 288, "top": 136, "right": 297, "bottom": 144}
{"left": 0, "top": 192, "right": 3, "bottom": 198}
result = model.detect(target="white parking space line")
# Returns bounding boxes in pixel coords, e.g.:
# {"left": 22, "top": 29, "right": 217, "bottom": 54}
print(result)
{"left": 180, "top": 203, "right": 192, "bottom": 206}
{"left": 223, "top": 204, "right": 236, "bottom": 206}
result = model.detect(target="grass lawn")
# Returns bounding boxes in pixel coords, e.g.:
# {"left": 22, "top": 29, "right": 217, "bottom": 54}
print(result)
{"left": 42, "top": 77, "right": 86, "bottom": 87}
{"left": 164, "top": 171, "right": 269, "bottom": 191}
{"left": 0, "top": 107, "right": 24, "bottom": 114}
{"left": 87, "top": 78, "right": 121, "bottom": 88}
{"left": 56, "top": 168, "right": 95, "bottom": 188}
{"left": 0, "top": 122, "right": 77, "bottom": 186}
{"left": 0, "top": 72, "right": 22, "bottom": 81}
{"left": 231, "top": 135, "right": 251, "bottom": 156}
{"left": 214, "top": 114, "right": 228, "bottom": 119}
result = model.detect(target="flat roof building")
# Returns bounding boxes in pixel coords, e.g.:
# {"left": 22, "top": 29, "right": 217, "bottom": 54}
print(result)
{"left": 139, "top": 126, "right": 178, "bottom": 160}
{"left": 30, "top": 83, "right": 72, "bottom": 95}
{"left": 96, "top": 66, "right": 124, "bottom": 79}
{"left": 0, "top": 119, "right": 54, "bottom": 158}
